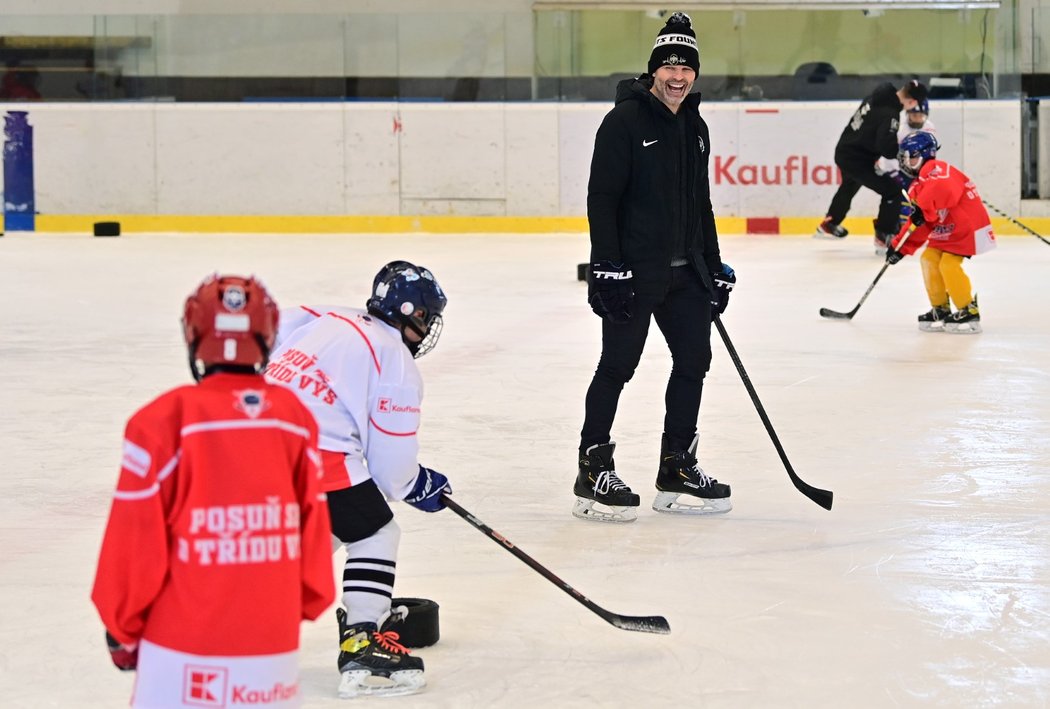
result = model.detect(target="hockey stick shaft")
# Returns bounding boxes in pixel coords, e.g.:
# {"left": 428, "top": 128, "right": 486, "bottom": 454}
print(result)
{"left": 982, "top": 199, "right": 1050, "bottom": 246}
{"left": 819, "top": 199, "right": 915, "bottom": 320}
{"left": 712, "top": 316, "right": 834, "bottom": 510}
{"left": 441, "top": 495, "right": 671, "bottom": 634}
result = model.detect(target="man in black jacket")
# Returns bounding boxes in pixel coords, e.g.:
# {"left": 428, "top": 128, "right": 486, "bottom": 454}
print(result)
{"left": 815, "top": 79, "right": 928, "bottom": 253}
{"left": 573, "top": 12, "right": 735, "bottom": 523}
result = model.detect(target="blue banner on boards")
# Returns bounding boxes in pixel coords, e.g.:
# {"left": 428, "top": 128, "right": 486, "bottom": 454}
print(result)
{"left": 3, "top": 111, "right": 35, "bottom": 231}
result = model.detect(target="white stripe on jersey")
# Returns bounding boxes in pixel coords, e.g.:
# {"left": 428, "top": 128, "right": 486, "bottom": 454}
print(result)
{"left": 182, "top": 418, "right": 312, "bottom": 440}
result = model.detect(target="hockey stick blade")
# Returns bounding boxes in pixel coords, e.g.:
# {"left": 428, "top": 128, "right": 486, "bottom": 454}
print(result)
{"left": 818, "top": 306, "right": 855, "bottom": 320}
{"left": 442, "top": 495, "right": 671, "bottom": 634}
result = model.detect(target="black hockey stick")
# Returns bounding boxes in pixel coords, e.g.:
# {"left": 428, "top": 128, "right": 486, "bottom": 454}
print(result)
{"left": 982, "top": 199, "right": 1050, "bottom": 246}
{"left": 441, "top": 495, "right": 671, "bottom": 634}
{"left": 820, "top": 194, "right": 915, "bottom": 321}
{"left": 817, "top": 262, "right": 892, "bottom": 320}
{"left": 712, "top": 316, "right": 834, "bottom": 510}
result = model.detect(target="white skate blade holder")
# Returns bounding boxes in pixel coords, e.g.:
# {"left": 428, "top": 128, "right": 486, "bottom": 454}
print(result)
{"left": 338, "top": 668, "right": 426, "bottom": 699}
{"left": 572, "top": 497, "right": 638, "bottom": 523}
{"left": 945, "top": 321, "right": 981, "bottom": 334}
{"left": 652, "top": 491, "right": 732, "bottom": 515}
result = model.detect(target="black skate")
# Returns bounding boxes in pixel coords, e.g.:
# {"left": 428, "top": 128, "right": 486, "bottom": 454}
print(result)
{"left": 572, "top": 442, "right": 640, "bottom": 523}
{"left": 945, "top": 295, "right": 981, "bottom": 334}
{"left": 813, "top": 217, "right": 848, "bottom": 239}
{"left": 917, "top": 304, "right": 952, "bottom": 333}
{"left": 653, "top": 435, "right": 732, "bottom": 515}
{"left": 336, "top": 607, "right": 425, "bottom": 698}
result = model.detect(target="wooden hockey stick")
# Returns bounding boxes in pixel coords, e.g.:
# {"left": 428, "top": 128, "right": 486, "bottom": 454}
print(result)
{"left": 441, "top": 495, "right": 671, "bottom": 634}
{"left": 712, "top": 316, "right": 834, "bottom": 510}
{"left": 982, "top": 199, "right": 1050, "bottom": 246}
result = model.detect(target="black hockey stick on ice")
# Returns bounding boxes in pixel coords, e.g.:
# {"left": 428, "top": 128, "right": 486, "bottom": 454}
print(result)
{"left": 441, "top": 495, "right": 671, "bottom": 634}
{"left": 817, "top": 262, "right": 892, "bottom": 320}
{"left": 713, "top": 316, "right": 834, "bottom": 510}
{"left": 981, "top": 199, "right": 1050, "bottom": 247}
{"left": 820, "top": 192, "right": 915, "bottom": 321}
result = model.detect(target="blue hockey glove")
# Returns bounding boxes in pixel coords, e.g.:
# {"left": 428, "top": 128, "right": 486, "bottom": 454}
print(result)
{"left": 588, "top": 260, "right": 633, "bottom": 324}
{"left": 711, "top": 263, "right": 736, "bottom": 316}
{"left": 404, "top": 465, "right": 451, "bottom": 512}
{"left": 106, "top": 631, "right": 138, "bottom": 671}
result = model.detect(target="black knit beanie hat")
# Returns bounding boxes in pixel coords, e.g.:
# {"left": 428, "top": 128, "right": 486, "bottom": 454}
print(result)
{"left": 648, "top": 12, "right": 700, "bottom": 75}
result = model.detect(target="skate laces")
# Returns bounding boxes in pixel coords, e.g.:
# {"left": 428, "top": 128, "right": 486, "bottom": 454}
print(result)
{"left": 371, "top": 630, "right": 411, "bottom": 655}
{"left": 593, "top": 469, "right": 630, "bottom": 495}
{"left": 669, "top": 453, "right": 714, "bottom": 488}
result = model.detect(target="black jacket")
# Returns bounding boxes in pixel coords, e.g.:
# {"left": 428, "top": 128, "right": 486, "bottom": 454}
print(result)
{"left": 587, "top": 75, "right": 721, "bottom": 296}
{"left": 835, "top": 82, "right": 903, "bottom": 164}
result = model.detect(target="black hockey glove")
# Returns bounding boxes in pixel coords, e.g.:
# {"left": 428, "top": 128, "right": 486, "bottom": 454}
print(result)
{"left": 885, "top": 246, "right": 904, "bottom": 265}
{"left": 105, "top": 631, "right": 138, "bottom": 671}
{"left": 910, "top": 206, "right": 925, "bottom": 227}
{"left": 710, "top": 263, "right": 736, "bottom": 316}
{"left": 588, "top": 260, "right": 634, "bottom": 324}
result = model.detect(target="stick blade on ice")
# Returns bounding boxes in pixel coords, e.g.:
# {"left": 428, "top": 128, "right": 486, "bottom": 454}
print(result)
{"left": 607, "top": 613, "right": 671, "bottom": 634}
{"left": 818, "top": 307, "right": 853, "bottom": 320}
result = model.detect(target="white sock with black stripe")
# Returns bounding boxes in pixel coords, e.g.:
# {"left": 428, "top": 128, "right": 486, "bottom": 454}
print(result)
{"left": 341, "top": 518, "right": 400, "bottom": 626}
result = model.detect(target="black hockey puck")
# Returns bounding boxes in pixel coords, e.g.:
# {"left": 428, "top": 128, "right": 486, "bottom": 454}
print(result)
{"left": 577, "top": 262, "right": 588, "bottom": 282}
{"left": 387, "top": 597, "right": 440, "bottom": 648}
{"left": 94, "top": 221, "right": 121, "bottom": 237}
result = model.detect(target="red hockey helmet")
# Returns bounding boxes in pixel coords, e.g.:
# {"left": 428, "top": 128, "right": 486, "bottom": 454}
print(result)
{"left": 182, "top": 274, "right": 278, "bottom": 380}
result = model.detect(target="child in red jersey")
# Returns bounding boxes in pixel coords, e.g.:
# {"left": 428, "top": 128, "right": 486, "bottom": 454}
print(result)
{"left": 885, "top": 132, "right": 996, "bottom": 334}
{"left": 92, "top": 274, "right": 335, "bottom": 708}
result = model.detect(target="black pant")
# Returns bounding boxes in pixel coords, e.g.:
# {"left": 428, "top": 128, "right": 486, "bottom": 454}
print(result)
{"left": 828, "top": 151, "right": 903, "bottom": 234}
{"left": 581, "top": 265, "right": 712, "bottom": 453}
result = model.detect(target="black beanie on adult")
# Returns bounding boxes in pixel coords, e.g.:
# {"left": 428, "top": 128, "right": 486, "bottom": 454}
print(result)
{"left": 648, "top": 12, "right": 700, "bottom": 76}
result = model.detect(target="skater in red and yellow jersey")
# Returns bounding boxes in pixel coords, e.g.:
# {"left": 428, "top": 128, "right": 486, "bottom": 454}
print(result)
{"left": 885, "top": 132, "right": 996, "bottom": 334}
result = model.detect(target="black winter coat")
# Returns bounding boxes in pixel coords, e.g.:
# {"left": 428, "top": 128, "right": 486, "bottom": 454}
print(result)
{"left": 835, "top": 82, "right": 903, "bottom": 164}
{"left": 587, "top": 75, "right": 721, "bottom": 297}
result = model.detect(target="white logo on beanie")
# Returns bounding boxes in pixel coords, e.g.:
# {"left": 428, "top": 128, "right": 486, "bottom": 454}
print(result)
{"left": 653, "top": 33, "right": 698, "bottom": 50}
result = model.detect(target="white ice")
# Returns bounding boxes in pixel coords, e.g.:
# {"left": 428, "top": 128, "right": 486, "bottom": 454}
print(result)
{"left": 1, "top": 231, "right": 1048, "bottom": 707}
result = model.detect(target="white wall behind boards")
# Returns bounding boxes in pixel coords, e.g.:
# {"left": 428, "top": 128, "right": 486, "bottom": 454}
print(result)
{"left": 2, "top": 100, "right": 1021, "bottom": 221}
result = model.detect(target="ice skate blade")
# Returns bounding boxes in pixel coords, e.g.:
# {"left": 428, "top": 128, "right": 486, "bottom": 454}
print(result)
{"left": 572, "top": 497, "right": 638, "bottom": 523}
{"left": 918, "top": 322, "right": 947, "bottom": 333}
{"left": 812, "top": 230, "right": 846, "bottom": 240}
{"left": 338, "top": 668, "right": 425, "bottom": 699}
{"left": 652, "top": 491, "right": 732, "bottom": 516}
{"left": 945, "top": 322, "right": 981, "bottom": 334}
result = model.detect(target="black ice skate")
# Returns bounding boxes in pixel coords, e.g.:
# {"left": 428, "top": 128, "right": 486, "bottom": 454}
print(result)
{"left": 572, "top": 442, "right": 640, "bottom": 523}
{"left": 917, "top": 304, "right": 952, "bottom": 333}
{"left": 653, "top": 435, "right": 732, "bottom": 515}
{"left": 336, "top": 607, "right": 425, "bottom": 698}
{"left": 813, "top": 217, "right": 848, "bottom": 239}
{"left": 945, "top": 295, "right": 981, "bottom": 334}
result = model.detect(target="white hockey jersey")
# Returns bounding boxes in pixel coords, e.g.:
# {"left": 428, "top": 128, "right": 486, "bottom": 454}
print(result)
{"left": 877, "top": 117, "right": 938, "bottom": 176}
{"left": 266, "top": 307, "right": 422, "bottom": 501}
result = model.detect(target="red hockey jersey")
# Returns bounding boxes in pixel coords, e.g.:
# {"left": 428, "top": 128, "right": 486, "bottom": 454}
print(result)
{"left": 893, "top": 159, "right": 996, "bottom": 257}
{"left": 91, "top": 373, "right": 335, "bottom": 658}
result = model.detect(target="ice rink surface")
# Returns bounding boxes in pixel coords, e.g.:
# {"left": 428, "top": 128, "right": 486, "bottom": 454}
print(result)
{"left": 1, "top": 230, "right": 1048, "bottom": 708}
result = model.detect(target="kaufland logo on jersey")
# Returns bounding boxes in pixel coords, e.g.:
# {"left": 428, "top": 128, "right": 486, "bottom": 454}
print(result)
{"left": 378, "top": 398, "right": 420, "bottom": 414}
{"left": 184, "top": 665, "right": 227, "bottom": 706}
{"left": 713, "top": 155, "right": 840, "bottom": 186}
{"left": 182, "top": 665, "right": 299, "bottom": 706}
